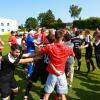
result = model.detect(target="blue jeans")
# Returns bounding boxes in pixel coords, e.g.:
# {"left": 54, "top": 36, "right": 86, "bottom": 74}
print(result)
{"left": 26, "top": 50, "right": 35, "bottom": 76}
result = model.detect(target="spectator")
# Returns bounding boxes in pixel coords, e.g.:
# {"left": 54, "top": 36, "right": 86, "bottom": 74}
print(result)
{"left": 71, "top": 31, "right": 83, "bottom": 71}
{"left": 8, "top": 31, "right": 18, "bottom": 46}
{"left": 63, "top": 34, "right": 75, "bottom": 88}
{"left": 81, "top": 30, "right": 96, "bottom": 73}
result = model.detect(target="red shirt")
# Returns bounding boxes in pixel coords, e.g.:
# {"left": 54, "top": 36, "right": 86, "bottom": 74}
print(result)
{"left": 40, "top": 43, "right": 74, "bottom": 74}
{"left": 39, "top": 32, "right": 47, "bottom": 44}
{"left": 8, "top": 36, "right": 18, "bottom": 45}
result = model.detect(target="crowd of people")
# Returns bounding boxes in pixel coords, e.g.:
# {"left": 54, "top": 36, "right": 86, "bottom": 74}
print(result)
{"left": 0, "top": 27, "right": 100, "bottom": 100}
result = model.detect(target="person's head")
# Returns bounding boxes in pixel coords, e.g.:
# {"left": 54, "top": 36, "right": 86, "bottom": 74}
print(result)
{"left": 34, "top": 32, "right": 39, "bottom": 39}
{"left": 41, "top": 28, "right": 45, "bottom": 33}
{"left": 55, "top": 30, "right": 64, "bottom": 41}
{"left": 28, "top": 29, "right": 36, "bottom": 37}
{"left": 46, "top": 30, "right": 55, "bottom": 43}
{"left": 23, "top": 33, "right": 27, "bottom": 39}
{"left": 95, "top": 33, "right": 100, "bottom": 41}
{"left": 96, "top": 28, "right": 100, "bottom": 32}
{"left": 75, "top": 31, "right": 80, "bottom": 36}
{"left": 11, "top": 31, "right": 15, "bottom": 35}
{"left": 73, "top": 27, "right": 78, "bottom": 33}
{"left": 63, "top": 34, "right": 72, "bottom": 42}
{"left": 84, "top": 29, "right": 90, "bottom": 36}
{"left": 10, "top": 44, "right": 22, "bottom": 58}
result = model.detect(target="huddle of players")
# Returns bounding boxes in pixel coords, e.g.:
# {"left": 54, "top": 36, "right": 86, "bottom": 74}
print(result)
{"left": 0, "top": 27, "right": 100, "bottom": 100}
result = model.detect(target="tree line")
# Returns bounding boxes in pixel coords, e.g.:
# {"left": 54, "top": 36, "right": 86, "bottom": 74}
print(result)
{"left": 19, "top": 4, "right": 100, "bottom": 30}
{"left": 19, "top": 4, "right": 82, "bottom": 31}
{"left": 19, "top": 9, "right": 65, "bottom": 31}
{"left": 73, "top": 17, "right": 100, "bottom": 29}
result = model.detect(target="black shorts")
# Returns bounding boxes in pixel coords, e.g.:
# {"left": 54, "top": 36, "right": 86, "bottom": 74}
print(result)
{"left": 0, "top": 74, "right": 17, "bottom": 98}
{"left": 85, "top": 47, "right": 92, "bottom": 59}
{"left": 74, "top": 50, "right": 81, "bottom": 60}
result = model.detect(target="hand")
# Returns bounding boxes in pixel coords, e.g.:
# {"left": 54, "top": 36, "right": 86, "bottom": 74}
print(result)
{"left": 55, "top": 70, "right": 63, "bottom": 76}
{"left": 79, "top": 46, "right": 84, "bottom": 49}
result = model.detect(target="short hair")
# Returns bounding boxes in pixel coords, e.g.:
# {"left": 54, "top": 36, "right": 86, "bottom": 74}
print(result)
{"left": 55, "top": 30, "right": 63, "bottom": 40}
{"left": 46, "top": 32, "right": 55, "bottom": 43}
{"left": 64, "top": 34, "right": 72, "bottom": 41}
{"left": 75, "top": 31, "right": 80, "bottom": 36}
{"left": 85, "top": 29, "right": 90, "bottom": 34}
{"left": 11, "top": 31, "right": 15, "bottom": 35}
{"left": 28, "top": 29, "right": 32, "bottom": 32}
{"left": 11, "top": 44, "right": 22, "bottom": 52}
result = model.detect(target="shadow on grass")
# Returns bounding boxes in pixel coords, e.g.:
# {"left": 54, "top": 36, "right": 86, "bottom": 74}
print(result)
{"left": 14, "top": 67, "right": 43, "bottom": 100}
{"left": 68, "top": 96, "right": 79, "bottom": 100}
{"left": 74, "top": 70, "right": 100, "bottom": 85}
{"left": 72, "top": 88, "right": 100, "bottom": 100}
{"left": 13, "top": 66, "right": 100, "bottom": 100}
{"left": 81, "top": 82, "right": 100, "bottom": 92}
{"left": 71, "top": 70, "right": 100, "bottom": 100}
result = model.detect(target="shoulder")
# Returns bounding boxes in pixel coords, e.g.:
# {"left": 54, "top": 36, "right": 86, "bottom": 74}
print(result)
{"left": 1, "top": 54, "right": 8, "bottom": 62}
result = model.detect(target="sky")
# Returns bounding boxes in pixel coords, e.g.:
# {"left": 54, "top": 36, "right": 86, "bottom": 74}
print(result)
{"left": 0, "top": 0, "right": 100, "bottom": 25}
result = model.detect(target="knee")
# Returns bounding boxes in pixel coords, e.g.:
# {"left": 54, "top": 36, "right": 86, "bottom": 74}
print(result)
{"left": 12, "top": 87, "right": 19, "bottom": 95}
{"left": 2, "top": 96, "right": 10, "bottom": 100}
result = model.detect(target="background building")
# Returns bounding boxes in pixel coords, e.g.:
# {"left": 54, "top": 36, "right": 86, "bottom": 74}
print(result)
{"left": 0, "top": 17, "right": 18, "bottom": 35}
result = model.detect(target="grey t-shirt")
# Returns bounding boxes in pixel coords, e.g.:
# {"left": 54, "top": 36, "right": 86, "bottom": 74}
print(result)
{"left": 64, "top": 41, "right": 74, "bottom": 65}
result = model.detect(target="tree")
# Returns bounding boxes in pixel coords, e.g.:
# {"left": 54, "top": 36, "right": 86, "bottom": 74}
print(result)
{"left": 56, "top": 18, "right": 63, "bottom": 24}
{"left": 25, "top": 17, "right": 38, "bottom": 30}
{"left": 37, "top": 12, "right": 46, "bottom": 26}
{"left": 69, "top": 4, "right": 82, "bottom": 20}
{"left": 18, "top": 24, "right": 25, "bottom": 31}
{"left": 38, "top": 9, "right": 55, "bottom": 28}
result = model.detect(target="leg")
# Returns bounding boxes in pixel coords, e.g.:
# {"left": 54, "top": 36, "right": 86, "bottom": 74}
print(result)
{"left": 40, "top": 87, "right": 46, "bottom": 100}
{"left": 77, "top": 59, "right": 81, "bottom": 71}
{"left": 43, "top": 74, "right": 57, "bottom": 100}
{"left": 96, "top": 54, "right": 100, "bottom": 69}
{"left": 2, "top": 96, "right": 10, "bottom": 100}
{"left": 10, "top": 77, "right": 19, "bottom": 100}
{"left": 90, "top": 58, "right": 96, "bottom": 71}
{"left": 10, "top": 87, "right": 19, "bottom": 100}
{"left": 68, "top": 63, "right": 74, "bottom": 87}
{"left": 27, "top": 62, "right": 33, "bottom": 77}
{"left": 61, "top": 94, "right": 67, "bottom": 100}
{"left": 1, "top": 83, "right": 10, "bottom": 100}
{"left": 86, "top": 59, "right": 90, "bottom": 73}
{"left": 24, "top": 81, "right": 32, "bottom": 100}
{"left": 43, "top": 93, "right": 50, "bottom": 100}
{"left": 57, "top": 73, "right": 68, "bottom": 100}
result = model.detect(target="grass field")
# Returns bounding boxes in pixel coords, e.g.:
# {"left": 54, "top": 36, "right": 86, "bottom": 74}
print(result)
{"left": 0, "top": 35, "right": 100, "bottom": 100}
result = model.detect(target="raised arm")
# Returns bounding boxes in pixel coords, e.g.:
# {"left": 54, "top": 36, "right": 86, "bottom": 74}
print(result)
{"left": 18, "top": 58, "right": 34, "bottom": 64}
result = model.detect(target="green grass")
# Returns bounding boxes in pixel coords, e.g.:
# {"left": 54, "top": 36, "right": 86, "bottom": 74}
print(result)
{"left": 0, "top": 35, "right": 100, "bottom": 100}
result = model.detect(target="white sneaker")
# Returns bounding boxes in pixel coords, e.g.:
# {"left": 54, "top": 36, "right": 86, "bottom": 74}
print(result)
{"left": 26, "top": 74, "right": 31, "bottom": 79}
{"left": 24, "top": 96, "right": 28, "bottom": 100}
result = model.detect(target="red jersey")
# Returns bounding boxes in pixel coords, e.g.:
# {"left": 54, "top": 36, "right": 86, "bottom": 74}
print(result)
{"left": 40, "top": 43, "right": 74, "bottom": 74}
{"left": 8, "top": 36, "right": 18, "bottom": 45}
